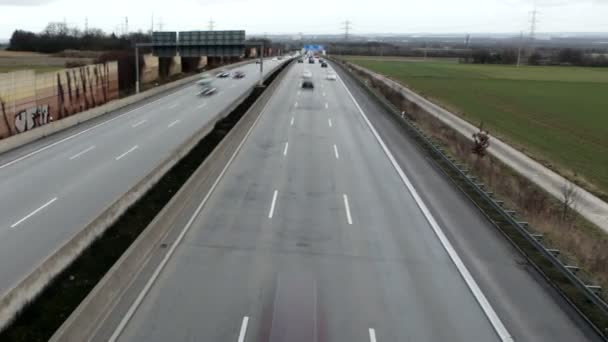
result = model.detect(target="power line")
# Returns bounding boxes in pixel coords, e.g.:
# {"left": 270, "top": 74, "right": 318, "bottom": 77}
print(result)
{"left": 342, "top": 20, "right": 352, "bottom": 41}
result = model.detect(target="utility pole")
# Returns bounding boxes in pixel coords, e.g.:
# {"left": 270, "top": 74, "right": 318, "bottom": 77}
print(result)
{"left": 208, "top": 18, "right": 215, "bottom": 31}
{"left": 157, "top": 17, "right": 164, "bottom": 31}
{"left": 84, "top": 17, "right": 88, "bottom": 34}
{"left": 342, "top": 20, "right": 352, "bottom": 41}
{"left": 528, "top": 7, "right": 539, "bottom": 54}
{"left": 151, "top": 14, "right": 154, "bottom": 34}
{"left": 125, "top": 17, "right": 129, "bottom": 35}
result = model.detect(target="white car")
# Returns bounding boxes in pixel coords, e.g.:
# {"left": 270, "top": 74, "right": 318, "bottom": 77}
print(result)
{"left": 326, "top": 72, "right": 337, "bottom": 81}
{"left": 302, "top": 70, "right": 312, "bottom": 79}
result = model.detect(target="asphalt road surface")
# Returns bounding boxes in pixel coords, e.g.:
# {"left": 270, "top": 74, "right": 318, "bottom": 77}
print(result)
{"left": 94, "top": 60, "right": 602, "bottom": 341}
{"left": 0, "top": 59, "right": 286, "bottom": 298}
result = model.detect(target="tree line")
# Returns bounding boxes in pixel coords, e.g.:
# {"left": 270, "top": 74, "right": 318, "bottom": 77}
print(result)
{"left": 8, "top": 22, "right": 150, "bottom": 53}
{"left": 470, "top": 47, "right": 608, "bottom": 67}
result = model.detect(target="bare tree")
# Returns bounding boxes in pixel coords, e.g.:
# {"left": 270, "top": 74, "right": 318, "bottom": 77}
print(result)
{"left": 561, "top": 180, "right": 579, "bottom": 223}
{"left": 472, "top": 122, "right": 490, "bottom": 158}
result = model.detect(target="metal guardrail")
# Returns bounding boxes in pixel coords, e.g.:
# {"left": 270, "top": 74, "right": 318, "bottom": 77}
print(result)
{"left": 332, "top": 58, "right": 608, "bottom": 339}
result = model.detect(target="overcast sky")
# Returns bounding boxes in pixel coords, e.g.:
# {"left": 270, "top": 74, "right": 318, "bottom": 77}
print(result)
{"left": 0, "top": 0, "right": 606, "bottom": 39}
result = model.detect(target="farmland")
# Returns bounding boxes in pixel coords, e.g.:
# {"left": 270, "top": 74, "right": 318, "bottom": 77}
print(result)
{"left": 343, "top": 56, "right": 608, "bottom": 199}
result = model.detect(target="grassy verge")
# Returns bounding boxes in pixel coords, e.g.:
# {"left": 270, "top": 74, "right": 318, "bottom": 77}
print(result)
{"left": 337, "top": 59, "right": 608, "bottom": 339}
{"left": 341, "top": 56, "right": 608, "bottom": 202}
{"left": 0, "top": 62, "right": 288, "bottom": 342}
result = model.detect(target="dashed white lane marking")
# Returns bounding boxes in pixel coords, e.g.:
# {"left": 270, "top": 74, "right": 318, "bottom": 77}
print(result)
{"left": 69, "top": 145, "right": 96, "bottom": 160}
{"left": 369, "top": 328, "right": 377, "bottom": 342}
{"left": 269, "top": 190, "right": 279, "bottom": 219}
{"left": 168, "top": 103, "right": 178, "bottom": 109}
{"left": 197, "top": 103, "right": 207, "bottom": 109}
{"left": 297, "top": 90, "right": 301, "bottom": 96}
{"left": 131, "top": 119, "right": 147, "bottom": 128}
{"left": 237, "top": 316, "right": 249, "bottom": 342}
{"left": 0, "top": 85, "right": 192, "bottom": 171}
{"left": 107, "top": 77, "right": 273, "bottom": 342}
{"left": 323, "top": 92, "right": 326, "bottom": 97}
{"left": 290, "top": 117, "right": 295, "bottom": 126}
{"left": 115, "top": 145, "right": 139, "bottom": 161}
{"left": 168, "top": 120, "right": 180, "bottom": 128}
{"left": 283, "top": 142, "right": 289, "bottom": 157}
{"left": 337, "top": 74, "right": 513, "bottom": 342}
{"left": 11, "top": 197, "right": 58, "bottom": 228}
{"left": 333, "top": 144, "right": 340, "bottom": 159}
{"left": 343, "top": 194, "right": 353, "bottom": 225}
{"left": 294, "top": 101, "right": 299, "bottom": 108}
{"left": 328, "top": 119, "right": 333, "bottom": 128}
{"left": 325, "top": 102, "right": 329, "bottom": 109}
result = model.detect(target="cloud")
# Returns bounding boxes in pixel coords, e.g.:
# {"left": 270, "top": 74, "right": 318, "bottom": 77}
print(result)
{"left": 0, "top": 0, "right": 56, "bottom": 5}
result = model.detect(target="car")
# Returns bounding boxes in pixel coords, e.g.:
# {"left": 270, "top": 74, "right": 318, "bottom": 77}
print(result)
{"left": 302, "top": 80, "right": 314, "bottom": 89}
{"left": 217, "top": 70, "right": 230, "bottom": 78}
{"left": 198, "top": 86, "right": 217, "bottom": 96}
{"left": 278, "top": 56, "right": 283, "bottom": 60}
{"left": 302, "top": 70, "right": 312, "bottom": 79}
{"left": 297, "top": 59, "right": 304, "bottom": 63}
{"left": 321, "top": 62, "right": 328, "bottom": 68}
{"left": 326, "top": 72, "right": 337, "bottom": 81}
{"left": 233, "top": 71, "right": 245, "bottom": 79}
{"left": 309, "top": 58, "right": 315, "bottom": 64}
{"left": 256, "top": 60, "right": 261, "bottom": 64}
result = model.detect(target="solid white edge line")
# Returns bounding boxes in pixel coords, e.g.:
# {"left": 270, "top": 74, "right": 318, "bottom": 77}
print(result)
{"left": 337, "top": 74, "right": 514, "bottom": 342}
{"left": 131, "top": 119, "right": 147, "bottom": 128}
{"left": 11, "top": 197, "right": 58, "bottom": 228}
{"left": 333, "top": 144, "right": 340, "bottom": 159}
{"left": 115, "top": 145, "right": 139, "bottom": 161}
{"left": 343, "top": 194, "right": 353, "bottom": 225}
{"left": 108, "top": 85, "right": 276, "bottom": 342}
{"left": 237, "top": 316, "right": 249, "bottom": 342}
{"left": 69, "top": 145, "right": 96, "bottom": 160}
{"left": 369, "top": 328, "right": 377, "bottom": 342}
{"left": 328, "top": 119, "right": 333, "bottom": 128}
{"left": 269, "top": 190, "right": 279, "bottom": 219}
{"left": 283, "top": 142, "right": 289, "bottom": 157}
{"left": 0, "top": 86, "right": 192, "bottom": 170}
{"left": 168, "top": 120, "right": 180, "bottom": 128}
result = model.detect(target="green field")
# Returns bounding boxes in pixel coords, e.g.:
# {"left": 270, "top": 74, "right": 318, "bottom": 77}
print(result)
{"left": 344, "top": 56, "right": 608, "bottom": 199}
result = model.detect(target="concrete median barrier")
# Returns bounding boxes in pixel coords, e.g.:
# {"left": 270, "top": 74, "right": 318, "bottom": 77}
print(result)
{"left": 47, "top": 59, "right": 291, "bottom": 342}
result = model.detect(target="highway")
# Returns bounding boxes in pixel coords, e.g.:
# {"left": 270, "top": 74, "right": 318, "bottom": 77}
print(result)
{"left": 91, "top": 60, "right": 601, "bottom": 341}
{"left": 0, "top": 59, "right": 286, "bottom": 299}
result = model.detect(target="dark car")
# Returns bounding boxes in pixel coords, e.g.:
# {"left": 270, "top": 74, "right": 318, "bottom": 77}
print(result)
{"left": 298, "top": 59, "right": 304, "bottom": 63}
{"left": 233, "top": 71, "right": 245, "bottom": 79}
{"left": 309, "top": 58, "right": 315, "bottom": 64}
{"left": 302, "top": 80, "right": 314, "bottom": 89}
{"left": 321, "top": 62, "right": 328, "bottom": 68}
{"left": 198, "top": 86, "right": 217, "bottom": 96}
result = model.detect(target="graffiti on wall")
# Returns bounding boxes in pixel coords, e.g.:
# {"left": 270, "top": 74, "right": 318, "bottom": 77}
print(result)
{"left": 0, "top": 62, "right": 118, "bottom": 140}
{"left": 14, "top": 105, "right": 51, "bottom": 133}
